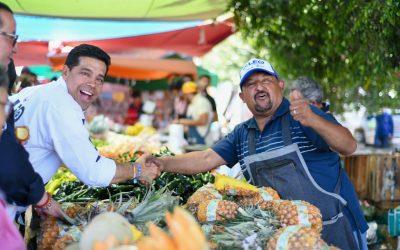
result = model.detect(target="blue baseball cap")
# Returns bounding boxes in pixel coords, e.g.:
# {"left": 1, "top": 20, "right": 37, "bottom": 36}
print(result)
{"left": 239, "top": 58, "right": 279, "bottom": 89}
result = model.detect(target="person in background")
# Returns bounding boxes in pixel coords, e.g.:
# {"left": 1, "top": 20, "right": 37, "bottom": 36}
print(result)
{"left": 173, "top": 81, "right": 213, "bottom": 145}
{"left": 124, "top": 89, "right": 143, "bottom": 125}
{"left": 16, "top": 67, "right": 38, "bottom": 92}
{"left": 146, "top": 58, "right": 368, "bottom": 250}
{"left": 169, "top": 77, "right": 188, "bottom": 119}
{"left": 198, "top": 74, "right": 218, "bottom": 121}
{"left": 0, "top": 2, "right": 63, "bottom": 223}
{"left": 11, "top": 44, "right": 160, "bottom": 196}
{"left": 374, "top": 108, "right": 394, "bottom": 148}
{"left": 289, "top": 76, "right": 330, "bottom": 114}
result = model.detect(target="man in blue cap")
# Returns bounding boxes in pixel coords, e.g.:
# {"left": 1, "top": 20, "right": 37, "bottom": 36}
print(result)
{"left": 146, "top": 58, "right": 368, "bottom": 249}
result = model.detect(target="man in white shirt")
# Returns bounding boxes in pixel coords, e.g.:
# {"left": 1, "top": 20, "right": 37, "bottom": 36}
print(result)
{"left": 12, "top": 44, "right": 160, "bottom": 187}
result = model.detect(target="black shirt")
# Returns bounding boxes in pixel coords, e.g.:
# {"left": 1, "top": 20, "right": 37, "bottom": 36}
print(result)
{"left": 0, "top": 111, "right": 44, "bottom": 206}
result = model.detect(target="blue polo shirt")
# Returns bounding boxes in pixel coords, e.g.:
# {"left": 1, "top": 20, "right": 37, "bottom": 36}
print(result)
{"left": 212, "top": 98, "right": 368, "bottom": 233}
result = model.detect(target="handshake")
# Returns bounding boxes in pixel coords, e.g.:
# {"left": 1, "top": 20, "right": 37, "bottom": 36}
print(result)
{"left": 133, "top": 154, "right": 165, "bottom": 185}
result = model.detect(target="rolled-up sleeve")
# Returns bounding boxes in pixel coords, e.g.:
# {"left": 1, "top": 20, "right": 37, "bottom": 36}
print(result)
{"left": 212, "top": 129, "right": 238, "bottom": 167}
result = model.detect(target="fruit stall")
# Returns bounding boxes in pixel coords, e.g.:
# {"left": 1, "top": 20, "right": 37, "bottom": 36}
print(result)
{"left": 27, "top": 168, "right": 338, "bottom": 250}
{"left": 23, "top": 124, "right": 343, "bottom": 250}
{"left": 23, "top": 119, "right": 400, "bottom": 250}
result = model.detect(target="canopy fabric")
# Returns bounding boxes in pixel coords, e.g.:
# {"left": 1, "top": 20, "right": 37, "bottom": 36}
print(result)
{"left": 16, "top": 41, "right": 49, "bottom": 66}
{"left": 14, "top": 20, "right": 235, "bottom": 67}
{"left": 62, "top": 21, "right": 234, "bottom": 56}
{"left": 4, "top": 0, "right": 227, "bottom": 21}
{"left": 15, "top": 15, "right": 201, "bottom": 41}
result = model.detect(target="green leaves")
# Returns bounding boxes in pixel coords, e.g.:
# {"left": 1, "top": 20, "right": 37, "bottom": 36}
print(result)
{"left": 228, "top": 0, "right": 400, "bottom": 113}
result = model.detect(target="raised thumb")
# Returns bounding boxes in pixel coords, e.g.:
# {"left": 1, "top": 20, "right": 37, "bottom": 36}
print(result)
{"left": 291, "top": 89, "right": 303, "bottom": 101}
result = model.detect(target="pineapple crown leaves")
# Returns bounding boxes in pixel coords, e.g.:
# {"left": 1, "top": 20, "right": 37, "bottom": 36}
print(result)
{"left": 211, "top": 207, "right": 280, "bottom": 249}
{"left": 59, "top": 210, "right": 84, "bottom": 226}
{"left": 127, "top": 185, "right": 180, "bottom": 225}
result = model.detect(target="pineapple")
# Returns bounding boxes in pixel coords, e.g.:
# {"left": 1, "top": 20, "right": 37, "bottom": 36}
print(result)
{"left": 197, "top": 199, "right": 239, "bottom": 223}
{"left": 63, "top": 203, "right": 83, "bottom": 218}
{"left": 214, "top": 174, "right": 259, "bottom": 196}
{"left": 38, "top": 203, "right": 84, "bottom": 250}
{"left": 201, "top": 223, "right": 226, "bottom": 236}
{"left": 271, "top": 200, "right": 322, "bottom": 233}
{"left": 54, "top": 235, "right": 74, "bottom": 250}
{"left": 186, "top": 184, "right": 222, "bottom": 214}
{"left": 266, "top": 225, "right": 339, "bottom": 250}
{"left": 210, "top": 207, "right": 280, "bottom": 249}
{"left": 38, "top": 216, "right": 60, "bottom": 250}
{"left": 237, "top": 187, "right": 280, "bottom": 209}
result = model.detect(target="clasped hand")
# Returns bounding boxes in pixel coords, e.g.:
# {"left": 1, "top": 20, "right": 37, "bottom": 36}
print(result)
{"left": 134, "top": 154, "right": 164, "bottom": 185}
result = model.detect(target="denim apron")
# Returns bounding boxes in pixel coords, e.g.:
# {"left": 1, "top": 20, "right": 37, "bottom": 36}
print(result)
{"left": 188, "top": 125, "right": 206, "bottom": 145}
{"left": 187, "top": 115, "right": 210, "bottom": 145}
{"left": 242, "top": 113, "right": 360, "bottom": 250}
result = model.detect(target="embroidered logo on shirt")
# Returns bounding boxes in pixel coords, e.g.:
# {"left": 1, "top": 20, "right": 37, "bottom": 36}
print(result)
{"left": 14, "top": 104, "right": 24, "bottom": 122}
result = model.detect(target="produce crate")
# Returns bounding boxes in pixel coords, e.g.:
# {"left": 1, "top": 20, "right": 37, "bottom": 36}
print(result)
{"left": 342, "top": 154, "right": 371, "bottom": 199}
{"left": 343, "top": 153, "right": 400, "bottom": 203}
{"left": 369, "top": 154, "right": 400, "bottom": 202}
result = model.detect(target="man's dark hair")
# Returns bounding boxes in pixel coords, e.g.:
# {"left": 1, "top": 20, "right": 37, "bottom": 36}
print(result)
{"left": 65, "top": 44, "right": 111, "bottom": 75}
{"left": 0, "top": 2, "right": 13, "bottom": 28}
{"left": 199, "top": 74, "right": 211, "bottom": 81}
{"left": 131, "top": 90, "right": 141, "bottom": 98}
{"left": 169, "top": 77, "right": 184, "bottom": 91}
{"left": 0, "top": 66, "right": 9, "bottom": 90}
{"left": 21, "top": 66, "right": 32, "bottom": 75}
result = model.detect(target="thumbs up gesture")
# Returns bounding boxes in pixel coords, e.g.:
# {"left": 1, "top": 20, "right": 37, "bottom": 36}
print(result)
{"left": 289, "top": 90, "right": 315, "bottom": 127}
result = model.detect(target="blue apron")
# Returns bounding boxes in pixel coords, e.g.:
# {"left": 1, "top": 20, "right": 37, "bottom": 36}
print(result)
{"left": 187, "top": 115, "right": 210, "bottom": 145}
{"left": 242, "top": 112, "right": 360, "bottom": 250}
{"left": 188, "top": 126, "right": 206, "bottom": 145}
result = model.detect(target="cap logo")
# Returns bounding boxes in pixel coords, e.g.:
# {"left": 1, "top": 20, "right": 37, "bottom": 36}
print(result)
{"left": 239, "top": 58, "right": 279, "bottom": 89}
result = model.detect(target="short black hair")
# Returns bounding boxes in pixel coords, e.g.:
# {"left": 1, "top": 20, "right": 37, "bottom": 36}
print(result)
{"left": 199, "top": 74, "right": 211, "bottom": 81}
{"left": 169, "top": 77, "right": 185, "bottom": 91}
{"left": 0, "top": 2, "right": 13, "bottom": 13}
{"left": 131, "top": 90, "right": 141, "bottom": 98}
{"left": 21, "top": 66, "right": 32, "bottom": 75}
{"left": 65, "top": 44, "right": 111, "bottom": 75}
{"left": 0, "top": 2, "right": 13, "bottom": 28}
{"left": 0, "top": 66, "right": 9, "bottom": 90}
